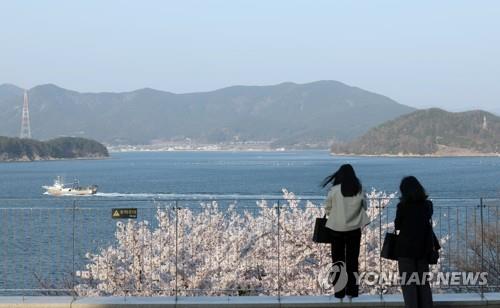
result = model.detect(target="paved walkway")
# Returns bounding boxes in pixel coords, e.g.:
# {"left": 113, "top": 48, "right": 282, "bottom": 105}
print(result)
{"left": 0, "top": 293, "right": 499, "bottom": 307}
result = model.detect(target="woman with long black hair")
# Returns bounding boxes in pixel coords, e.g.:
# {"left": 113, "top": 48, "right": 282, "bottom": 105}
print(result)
{"left": 395, "top": 176, "right": 434, "bottom": 308}
{"left": 322, "top": 164, "right": 369, "bottom": 299}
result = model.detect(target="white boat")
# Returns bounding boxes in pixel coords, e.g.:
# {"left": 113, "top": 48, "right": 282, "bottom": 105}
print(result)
{"left": 42, "top": 176, "right": 98, "bottom": 196}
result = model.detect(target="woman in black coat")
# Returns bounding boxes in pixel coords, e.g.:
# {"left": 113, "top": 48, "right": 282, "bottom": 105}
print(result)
{"left": 394, "top": 176, "right": 434, "bottom": 308}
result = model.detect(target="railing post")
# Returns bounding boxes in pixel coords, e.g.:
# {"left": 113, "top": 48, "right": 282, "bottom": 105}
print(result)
{"left": 175, "top": 201, "right": 178, "bottom": 301}
{"left": 150, "top": 202, "right": 154, "bottom": 296}
{"left": 72, "top": 200, "right": 76, "bottom": 297}
{"left": 479, "top": 198, "right": 484, "bottom": 299}
{"left": 22, "top": 209, "right": 25, "bottom": 300}
{"left": 378, "top": 198, "right": 383, "bottom": 299}
{"left": 277, "top": 199, "right": 281, "bottom": 300}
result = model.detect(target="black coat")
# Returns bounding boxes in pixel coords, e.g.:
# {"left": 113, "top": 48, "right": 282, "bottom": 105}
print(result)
{"left": 394, "top": 200, "right": 433, "bottom": 259}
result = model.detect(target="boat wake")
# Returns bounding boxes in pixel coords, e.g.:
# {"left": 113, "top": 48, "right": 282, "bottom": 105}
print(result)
{"left": 93, "top": 192, "right": 324, "bottom": 200}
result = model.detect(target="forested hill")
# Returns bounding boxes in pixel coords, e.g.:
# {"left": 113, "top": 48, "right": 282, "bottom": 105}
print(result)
{"left": 331, "top": 108, "right": 500, "bottom": 156}
{"left": 0, "top": 81, "right": 415, "bottom": 148}
{"left": 0, "top": 137, "right": 109, "bottom": 161}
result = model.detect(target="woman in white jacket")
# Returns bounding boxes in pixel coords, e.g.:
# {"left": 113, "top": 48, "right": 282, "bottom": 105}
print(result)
{"left": 322, "top": 164, "right": 369, "bottom": 299}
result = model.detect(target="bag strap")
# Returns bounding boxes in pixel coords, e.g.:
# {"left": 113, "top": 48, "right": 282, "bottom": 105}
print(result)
{"left": 426, "top": 219, "right": 436, "bottom": 252}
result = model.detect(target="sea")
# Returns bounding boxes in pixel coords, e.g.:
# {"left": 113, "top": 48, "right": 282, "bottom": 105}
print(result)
{"left": 0, "top": 151, "right": 499, "bottom": 200}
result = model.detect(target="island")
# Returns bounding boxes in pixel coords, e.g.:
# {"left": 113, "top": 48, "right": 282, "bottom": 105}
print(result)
{"left": 0, "top": 136, "right": 109, "bottom": 162}
{"left": 331, "top": 108, "right": 500, "bottom": 156}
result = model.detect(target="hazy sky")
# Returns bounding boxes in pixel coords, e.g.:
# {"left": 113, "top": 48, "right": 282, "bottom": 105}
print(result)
{"left": 1, "top": 1, "right": 499, "bottom": 113}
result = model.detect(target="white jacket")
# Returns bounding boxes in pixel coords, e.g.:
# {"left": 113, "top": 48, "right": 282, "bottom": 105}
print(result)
{"left": 324, "top": 184, "right": 369, "bottom": 232}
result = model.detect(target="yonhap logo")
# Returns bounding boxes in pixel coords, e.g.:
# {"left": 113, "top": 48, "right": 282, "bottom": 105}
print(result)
{"left": 318, "top": 261, "right": 348, "bottom": 292}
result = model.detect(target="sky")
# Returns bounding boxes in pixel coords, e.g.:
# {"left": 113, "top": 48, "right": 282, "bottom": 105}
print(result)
{"left": 0, "top": 1, "right": 499, "bottom": 113}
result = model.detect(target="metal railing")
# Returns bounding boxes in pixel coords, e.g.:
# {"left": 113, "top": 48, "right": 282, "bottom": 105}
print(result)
{"left": 0, "top": 197, "right": 498, "bottom": 297}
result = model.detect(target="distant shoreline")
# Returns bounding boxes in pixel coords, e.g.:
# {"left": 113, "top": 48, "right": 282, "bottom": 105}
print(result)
{"left": 331, "top": 144, "right": 500, "bottom": 157}
{"left": 107, "top": 144, "right": 330, "bottom": 153}
{"left": 0, "top": 156, "right": 109, "bottom": 163}
{"left": 105, "top": 149, "right": 500, "bottom": 157}
{"left": 331, "top": 152, "right": 500, "bottom": 158}
{"left": 108, "top": 148, "right": 328, "bottom": 153}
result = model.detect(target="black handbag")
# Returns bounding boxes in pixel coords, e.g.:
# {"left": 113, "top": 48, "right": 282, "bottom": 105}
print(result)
{"left": 381, "top": 231, "right": 398, "bottom": 260}
{"left": 312, "top": 215, "right": 331, "bottom": 243}
{"left": 427, "top": 221, "right": 441, "bottom": 265}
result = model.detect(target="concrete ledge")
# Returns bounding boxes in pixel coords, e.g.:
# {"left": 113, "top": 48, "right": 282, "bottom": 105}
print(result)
{"left": 0, "top": 293, "right": 498, "bottom": 308}
{"left": 0, "top": 296, "right": 73, "bottom": 308}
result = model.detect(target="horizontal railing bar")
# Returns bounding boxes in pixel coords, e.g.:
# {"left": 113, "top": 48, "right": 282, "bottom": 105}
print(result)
{"left": 1, "top": 285, "right": 498, "bottom": 292}
{"left": 0, "top": 206, "right": 500, "bottom": 212}
{"left": 0, "top": 196, "right": 324, "bottom": 201}
{"left": 0, "top": 198, "right": 497, "bottom": 202}
{"left": 0, "top": 197, "right": 499, "bottom": 202}
{"left": 0, "top": 289, "right": 73, "bottom": 291}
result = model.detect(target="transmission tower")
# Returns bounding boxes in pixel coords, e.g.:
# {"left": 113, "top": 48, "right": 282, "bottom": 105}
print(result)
{"left": 20, "top": 90, "right": 32, "bottom": 139}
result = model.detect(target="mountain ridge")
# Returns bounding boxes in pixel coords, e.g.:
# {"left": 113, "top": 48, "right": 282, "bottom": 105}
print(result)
{"left": 331, "top": 108, "right": 500, "bottom": 156}
{"left": 0, "top": 81, "right": 416, "bottom": 147}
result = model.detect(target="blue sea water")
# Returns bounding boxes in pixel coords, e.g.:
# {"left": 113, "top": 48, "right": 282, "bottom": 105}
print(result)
{"left": 0, "top": 151, "right": 499, "bottom": 199}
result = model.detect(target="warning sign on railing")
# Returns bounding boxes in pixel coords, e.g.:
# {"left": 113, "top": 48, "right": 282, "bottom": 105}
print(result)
{"left": 112, "top": 208, "right": 137, "bottom": 219}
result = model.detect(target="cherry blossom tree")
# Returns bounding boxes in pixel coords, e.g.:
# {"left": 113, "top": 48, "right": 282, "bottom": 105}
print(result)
{"left": 75, "top": 189, "right": 446, "bottom": 296}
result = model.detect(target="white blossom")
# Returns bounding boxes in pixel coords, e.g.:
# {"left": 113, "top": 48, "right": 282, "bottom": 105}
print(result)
{"left": 75, "top": 189, "right": 447, "bottom": 296}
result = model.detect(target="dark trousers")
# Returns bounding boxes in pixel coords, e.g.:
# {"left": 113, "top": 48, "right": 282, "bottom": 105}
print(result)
{"left": 398, "top": 258, "right": 433, "bottom": 308}
{"left": 330, "top": 228, "right": 361, "bottom": 298}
